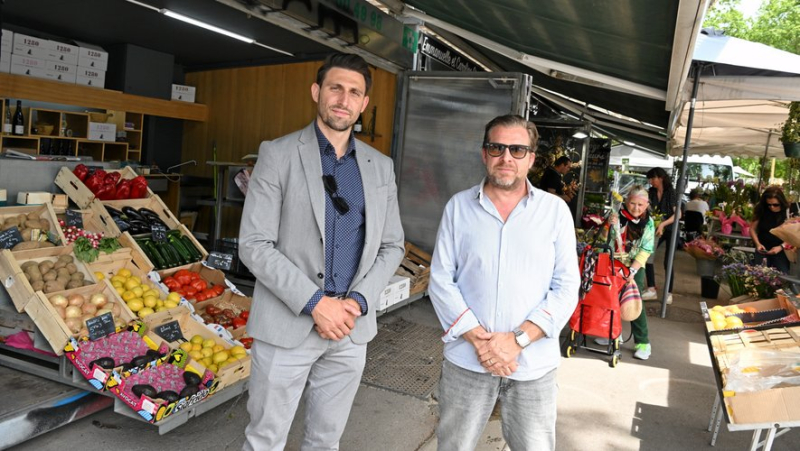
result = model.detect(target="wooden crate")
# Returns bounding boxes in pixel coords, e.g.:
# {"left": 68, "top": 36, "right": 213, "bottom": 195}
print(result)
{"left": 0, "top": 245, "right": 96, "bottom": 312}
{"left": 102, "top": 193, "right": 181, "bottom": 233}
{"left": 0, "top": 203, "right": 67, "bottom": 251}
{"left": 55, "top": 166, "right": 155, "bottom": 209}
{"left": 125, "top": 224, "right": 208, "bottom": 272}
{"left": 194, "top": 290, "right": 251, "bottom": 334}
{"left": 142, "top": 306, "right": 250, "bottom": 390}
{"left": 394, "top": 242, "right": 431, "bottom": 296}
{"left": 25, "top": 279, "right": 137, "bottom": 355}
{"left": 89, "top": 247, "right": 156, "bottom": 283}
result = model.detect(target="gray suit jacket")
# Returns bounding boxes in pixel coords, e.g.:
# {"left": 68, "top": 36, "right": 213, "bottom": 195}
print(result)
{"left": 238, "top": 122, "right": 405, "bottom": 348}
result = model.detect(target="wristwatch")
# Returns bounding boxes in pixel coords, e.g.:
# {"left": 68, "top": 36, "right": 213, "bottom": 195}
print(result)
{"left": 513, "top": 327, "right": 531, "bottom": 349}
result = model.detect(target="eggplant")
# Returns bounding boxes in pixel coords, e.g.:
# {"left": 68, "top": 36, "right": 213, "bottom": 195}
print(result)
{"left": 105, "top": 206, "right": 123, "bottom": 219}
{"left": 157, "top": 390, "right": 180, "bottom": 403}
{"left": 183, "top": 371, "right": 201, "bottom": 386}
{"left": 122, "top": 206, "right": 146, "bottom": 222}
{"left": 132, "top": 384, "right": 158, "bottom": 398}
{"left": 128, "top": 219, "right": 151, "bottom": 235}
{"left": 179, "top": 385, "right": 200, "bottom": 398}
{"left": 90, "top": 357, "right": 115, "bottom": 370}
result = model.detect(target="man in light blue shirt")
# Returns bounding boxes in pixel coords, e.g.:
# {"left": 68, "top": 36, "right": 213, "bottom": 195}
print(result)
{"left": 429, "top": 114, "right": 580, "bottom": 451}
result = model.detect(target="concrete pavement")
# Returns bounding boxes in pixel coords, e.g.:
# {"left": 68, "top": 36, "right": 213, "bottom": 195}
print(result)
{"left": 9, "top": 247, "right": 800, "bottom": 450}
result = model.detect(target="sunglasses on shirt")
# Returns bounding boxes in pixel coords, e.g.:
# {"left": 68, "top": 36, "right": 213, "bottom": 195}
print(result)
{"left": 322, "top": 175, "right": 350, "bottom": 215}
{"left": 484, "top": 142, "right": 533, "bottom": 159}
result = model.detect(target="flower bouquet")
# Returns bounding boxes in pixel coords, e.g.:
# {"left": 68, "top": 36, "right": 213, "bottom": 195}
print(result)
{"left": 720, "top": 263, "right": 784, "bottom": 299}
{"left": 684, "top": 237, "right": 725, "bottom": 261}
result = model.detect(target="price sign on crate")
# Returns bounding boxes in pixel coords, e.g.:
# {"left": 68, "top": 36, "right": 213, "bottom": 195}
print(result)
{"left": 206, "top": 252, "right": 233, "bottom": 271}
{"left": 86, "top": 312, "right": 116, "bottom": 341}
{"left": 151, "top": 222, "right": 168, "bottom": 243}
{"left": 0, "top": 226, "right": 24, "bottom": 250}
{"left": 154, "top": 320, "right": 184, "bottom": 342}
{"left": 65, "top": 209, "right": 83, "bottom": 228}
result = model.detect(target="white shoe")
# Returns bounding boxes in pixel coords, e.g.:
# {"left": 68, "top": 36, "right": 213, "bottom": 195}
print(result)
{"left": 634, "top": 343, "right": 651, "bottom": 360}
{"left": 666, "top": 294, "right": 673, "bottom": 305}
{"left": 594, "top": 337, "right": 610, "bottom": 346}
{"left": 641, "top": 289, "right": 657, "bottom": 300}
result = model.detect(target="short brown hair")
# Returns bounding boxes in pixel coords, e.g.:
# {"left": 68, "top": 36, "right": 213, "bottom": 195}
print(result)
{"left": 316, "top": 52, "right": 372, "bottom": 93}
{"left": 482, "top": 114, "right": 539, "bottom": 150}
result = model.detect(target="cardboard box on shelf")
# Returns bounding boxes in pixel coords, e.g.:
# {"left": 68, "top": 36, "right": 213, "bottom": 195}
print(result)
{"left": 16, "top": 191, "right": 53, "bottom": 205}
{"left": 12, "top": 32, "right": 49, "bottom": 59}
{"left": 76, "top": 43, "right": 108, "bottom": 71}
{"left": 75, "top": 66, "right": 105, "bottom": 88}
{"left": 1, "top": 29, "right": 13, "bottom": 52}
{"left": 171, "top": 84, "right": 196, "bottom": 103}
{"left": 88, "top": 122, "right": 116, "bottom": 142}
{"left": 0, "top": 51, "right": 10, "bottom": 73}
{"left": 46, "top": 40, "right": 79, "bottom": 65}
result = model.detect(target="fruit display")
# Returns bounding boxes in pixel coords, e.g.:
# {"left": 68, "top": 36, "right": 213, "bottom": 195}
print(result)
{"left": 107, "top": 268, "right": 179, "bottom": 319}
{"left": 21, "top": 254, "right": 93, "bottom": 293}
{"left": 120, "top": 362, "right": 207, "bottom": 404}
{"left": 48, "top": 290, "right": 127, "bottom": 335}
{"left": 73, "top": 165, "right": 149, "bottom": 200}
{"left": 2, "top": 210, "right": 58, "bottom": 251}
{"left": 135, "top": 230, "right": 204, "bottom": 270}
{"left": 73, "top": 330, "right": 163, "bottom": 372}
{"left": 196, "top": 293, "right": 250, "bottom": 330}
{"left": 179, "top": 334, "right": 247, "bottom": 375}
{"left": 708, "top": 304, "right": 752, "bottom": 331}
{"left": 162, "top": 269, "right": 225, "bottom": 302}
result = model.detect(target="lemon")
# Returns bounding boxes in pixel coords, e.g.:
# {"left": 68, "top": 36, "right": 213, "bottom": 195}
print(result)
{"left": 164, "top": 300, "right": 178, "bottom": 309}
{"left": 712, "top": 319, "right": 727, "bottom": 330}
{"left": 117, "top": 268, "right": 132, "bottom": 278}
{"left": 111, "top": 275, "right": 127, "bottom": 285}
{"left": 132, "top": 286, "right": 145, "bottom": 298}
{"left": 225, "top": 358, "right": 239, "bottom": 367}
{"left": 725, "top": 316, "right": 744, "bottom": 329}
{"left": 201, "top": 347, "right": 214, "bottom": 358}
{"left": 112, "top": 280, "right": 123, "bottom": 289}
{"left": 167, "top": 292, "right": 181, "bottom": 303}
{"left": 143, "top": 295, "right": 158, "bottom": 308}
{"left": 138, "top": 307, "right": 155, "bottom": 318}
{"left": 190, "top": 334, "right": 204, "bottom": 345}
{"left": 144, "top": 289, "right": 161, "bottom": 299}
{"left": 179, "top": 342, "right": 193, "bottom": 352}
{"left": 94, "top": 271, "right": 105, "bottom": 280}
{"left": 201, "top": 357, "right": 212, "bottom": 367}
{"left": 155, "top": 306, "right": 167, "bottom": 313}
{"left": 191, "top": 343, "right": 202, "bottom": 352}
{"left": 115, "top": 286, "right": 126, "bottom": 296}
{"left": 207, "top": 364, "right": 218, "bottom": 374}
{"left": 212, "top": 351, "right": 230, "bottom": 364}
{"left": 189, "top": 350, "right": 203, "bottom": 360}
{"left": 124, "top": 278, "right": 140, "bottom": 290}
{"left": 122, "top": 290, "right": 136, "bottom": 302}
{"left": 212, "top": 344, "right": 225, "bottom": 354}
{"left": 202, "top": 338, "right": 216, "bottom": 349}
{"left": 708, "top": 311, "right": 724, "bottom": 323}
{"left": 230, "top": 345, "right": 247, "bottom": 357}
{"left": 127, "top": 298, "right": 144, "bottom": 312}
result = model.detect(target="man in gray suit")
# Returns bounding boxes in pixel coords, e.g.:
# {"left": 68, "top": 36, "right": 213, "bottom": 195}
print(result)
{"left": 239, "top": 53, "right": 405, "bottom": 450}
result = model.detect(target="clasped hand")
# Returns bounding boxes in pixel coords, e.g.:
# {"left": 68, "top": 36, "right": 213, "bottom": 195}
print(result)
{"left": 464, "top": 326, "right": 521, "bottom": 377}
{"left": 312, "top": 296, "right": 362, "bottom": 340}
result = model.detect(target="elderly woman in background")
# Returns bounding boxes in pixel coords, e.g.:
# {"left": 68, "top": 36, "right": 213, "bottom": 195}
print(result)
{"left": 595, "top": 185, "right": 655, "bottom": 360}
{"left": 750, "top": 187, "right": 790, "bottom": 273}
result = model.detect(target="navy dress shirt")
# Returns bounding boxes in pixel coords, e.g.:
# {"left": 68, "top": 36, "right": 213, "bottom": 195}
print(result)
{"left": 303, "top": 122, "right": 368, "bottom": 315}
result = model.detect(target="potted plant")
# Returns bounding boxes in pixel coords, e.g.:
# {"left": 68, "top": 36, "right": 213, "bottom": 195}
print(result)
{"left": 780, "top": 101, "right": 800, "bottom": 158}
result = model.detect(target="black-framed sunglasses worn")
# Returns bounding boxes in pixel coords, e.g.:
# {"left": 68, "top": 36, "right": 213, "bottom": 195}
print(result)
{"left": 322, "top": 175, "right": 350, "bottom": 215}
{"left": 484, "top": 142, "right": 533, "bottom": 159}
{"left": 767, "top": 202, "right": 781, "bottom": 208}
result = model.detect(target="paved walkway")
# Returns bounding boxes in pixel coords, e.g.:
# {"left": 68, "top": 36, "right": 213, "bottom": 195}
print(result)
{"left": 10, "top": 247, "right": 799, "bottom": 450}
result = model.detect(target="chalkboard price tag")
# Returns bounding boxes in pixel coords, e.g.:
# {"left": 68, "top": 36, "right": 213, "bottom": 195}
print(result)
{"left": 151, "top": 222, "right": 168, "bottom": 242}
{"left": 154, "top": 320, "right": 184, "bottom": 342}
{"left": 206, "top": 252, "right": 233, "bottom": 271}
{"left": 0, "top": 226, "right": 24, "bottom": 250}
{"left": 86, "top": 312, "right": 116, "bottom": 341}
{"left": 65, "top": 209, "right": 83, "bottom": 228}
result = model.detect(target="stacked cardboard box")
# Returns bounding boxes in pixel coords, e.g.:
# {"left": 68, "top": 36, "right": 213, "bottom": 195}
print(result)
{"left": 8, "top": 32, "right": 107, "bottom": 87}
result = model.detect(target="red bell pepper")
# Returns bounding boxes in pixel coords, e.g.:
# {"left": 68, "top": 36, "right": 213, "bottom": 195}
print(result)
{"left": 115, "top": 179, "right": 132, "bottom": 199}
{"left": 73, "top": 164, "right": 90, "bottom": 181}
{"left": 104, "top": 172, "right": 121, "bottom": 186}
{"left": 130, "top": 176, "right": 148, "bottom": 199}
{"left": 84, "top": 171, "right": 106, "bottom": 194}
{"left": 95, "top": 182, "right": 116, "bottom": 200}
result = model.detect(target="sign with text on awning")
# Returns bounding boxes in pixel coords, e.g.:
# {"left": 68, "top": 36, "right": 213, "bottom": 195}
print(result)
{"left": 420, "top": 33, "right": 482, "bottom": 73}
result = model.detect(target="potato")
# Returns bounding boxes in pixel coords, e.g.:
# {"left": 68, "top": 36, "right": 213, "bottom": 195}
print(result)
{"left": 57, "top": 267, "right": 70, "bottom": 277}
{"left": 13, "top": 241, "right": 41, "bottom": 251}
{"left": 65, "top": 263, "right": 78, "bottom": 275}
{"left": 83, "top": 280, "right": 93, "bottom": 286}
{"left": 16, "top": 214, "right": 27, "bottom": 225}
{"left": 39, "top": 219, "right": 50, "bottom": 230}
{"left": 28, "top": 271, "right": 43, "bottom": 282}
{"left": 18, "top": 228, "right": 32, "bottom": 241}
{"left": 26, "top": 212, "right": 39, "bottom": 221}
{"left": 1, "top": 223, "right": 16, "bottom": 231}
{"left": 38, "top": 261, "right": 54, "bottom": 274}
{"left": 70, "top": 272, "right": 84, "bottom": 281}
{"left": 21, "top": 261, "right": 38, "bottom": 271}
{"left": 44, "top": 280, "right": 64, "bottom": 293}
{"left": 24, "top": 220, "right": 43, "bottom": 230}
{"left": 67, "top": 280, "right": 83, "bottom": 289}
{"left": 3, "top": 217, "right": 20, "bottom": 227}
{"left": 43, "top": 271, "right": 57, "bottom": 282}
{"left": 31, "top": 280, "right": 45, "bottom": 291}
{"left": 58, "top": 255, "right": 74, "bottom": 263}
{"left": 53, "top": 260, "right": 67, "bottom": 270}
{"left": 56, "top": 275, "right": 70, "bottom": 287}
{"left": 24, "top": 272, "right": 31, "bottom": 282}
{"left": 38, "top": 241, "right": 55, "bottom": 248}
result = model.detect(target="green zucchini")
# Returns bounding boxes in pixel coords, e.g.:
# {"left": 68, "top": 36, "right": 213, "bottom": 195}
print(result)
{"left": 169, "top": 235, "right": 193, "bottom": 263}
{"left": 180, "top": 235, "right": 203, "bottom": 261}
{"left": 141, "top": 240, "right": 166, "bottom": 269}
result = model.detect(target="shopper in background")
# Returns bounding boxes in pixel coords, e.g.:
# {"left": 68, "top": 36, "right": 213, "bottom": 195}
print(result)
{"left": 685, "top": 189, "right": 710, "bottom": 217}
{"left": 643, "top": 167, "right": 677, "bottom": 304}
{"left": 684, "top": 189, "right": 710, "bottom": 241}
{"left": 540, "top": 155, "right": 576, "bottom": 202}
{"left": 594, "top": 185, "right": 655, "bottom": 360}
{"left": 238, "top": 53, "right": 405, "bottom": 450}
{"left": 750, "top": 187, "right": 790, "bottom": 273}
{"left": 429, "top": 114, "right": 580, "bottom": 450}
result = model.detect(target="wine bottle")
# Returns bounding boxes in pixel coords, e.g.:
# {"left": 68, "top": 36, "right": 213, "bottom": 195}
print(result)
{"left": 3, "top": 100, "right": 11, "bottom": 134}
{"left": 13, "top": 100, "right": 24, "bottom": 136}
{"left": 354, "top": 114, "right": 363, "bottom": 133}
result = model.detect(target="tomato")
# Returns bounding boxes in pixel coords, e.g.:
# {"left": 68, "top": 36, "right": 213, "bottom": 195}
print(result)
{"left": 201, "top": 288, "right": 217, "bottom": 299}
{"left": 239, "top": 337, "right": 254, "bottom": 349}
{"left": 174, "top": 273, "right": 192, "bottom": 286}
{"left": 188, "top": 271, "right": 201, "bottom": 282}
{"left": 239, "top": 310, "right": 250, "bottom": 320}
{"left": 184, "top": 287, "right": 198, "bottom": 296}
{"left": 190, "top": 279, "right": 208, "bottom": 292}
{"left": 195, "top": 292, "right": 208, "bottom": 302}
{"left": 211, "top": 285, "right": 225, "bottom": 296}
{"left": 206, "top": 306, "right": 221, "bottom": 316}
{"left": 231, "top": 317, "right": 247, "bottom": 329}
{"left": 162, "top": 277, "right": 181, "bottom": 291}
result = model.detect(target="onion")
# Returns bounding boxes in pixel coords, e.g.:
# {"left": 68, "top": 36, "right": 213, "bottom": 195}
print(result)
{"left": 68, "top": 294, "right": 85, "bottom": 306}
{"left": 90, "top": 293, "right": 107, "bottom": 308}
{"left": 54, "top": 305, "right": 66, "bottom": 319}
{"left": 81, "top": 314, "right": 93, "bottom": 324}
{"left": 108, "top": 302, "right": 121, "bottom": 317}
{"left": 95, "top": 308, "right": 112, "bottom": 317}
{"left": 115, "top": 317, "right": 127, "bottom": 329}
{"left": 64, "top": 317, "right": 82, "bottom": 334}
{"left": 50, "top": 294, "right": 68, "bottom": 308}
{"left": 81, "top": 303, "right": 97, "bottom": 315}
{"left": 65, "top": 305, "right": 82, "bottom": 318}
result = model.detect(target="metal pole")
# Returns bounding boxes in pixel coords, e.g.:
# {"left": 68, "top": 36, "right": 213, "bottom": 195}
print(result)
{"left": 662, "top": 63, "right": 702, "bottom": 318}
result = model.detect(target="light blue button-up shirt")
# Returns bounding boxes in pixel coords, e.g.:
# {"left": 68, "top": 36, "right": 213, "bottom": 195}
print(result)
{"left": 429, "top": 179, "right": 580, "bottom": 381}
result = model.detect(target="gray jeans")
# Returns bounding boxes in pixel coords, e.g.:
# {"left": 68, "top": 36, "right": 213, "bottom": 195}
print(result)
{"left": 437, "top": 359, "right": 558, "bottom": 451}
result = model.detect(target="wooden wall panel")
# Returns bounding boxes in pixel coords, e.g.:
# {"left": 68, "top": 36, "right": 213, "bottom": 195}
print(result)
{"left": 181, "top": 60, "right": 397, "bottom": 238}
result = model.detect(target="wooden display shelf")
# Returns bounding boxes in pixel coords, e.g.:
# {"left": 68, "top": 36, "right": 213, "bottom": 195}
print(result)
{"left": 0, "top": 73, "right": 207, "bottom": 122}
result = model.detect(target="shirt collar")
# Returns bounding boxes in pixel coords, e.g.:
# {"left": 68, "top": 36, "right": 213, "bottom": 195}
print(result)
{"left": 475, "top": 177, "right": 536, "bottom": 200}
{"left": 314, "top": 120, "right": 357, "bottom": 158}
